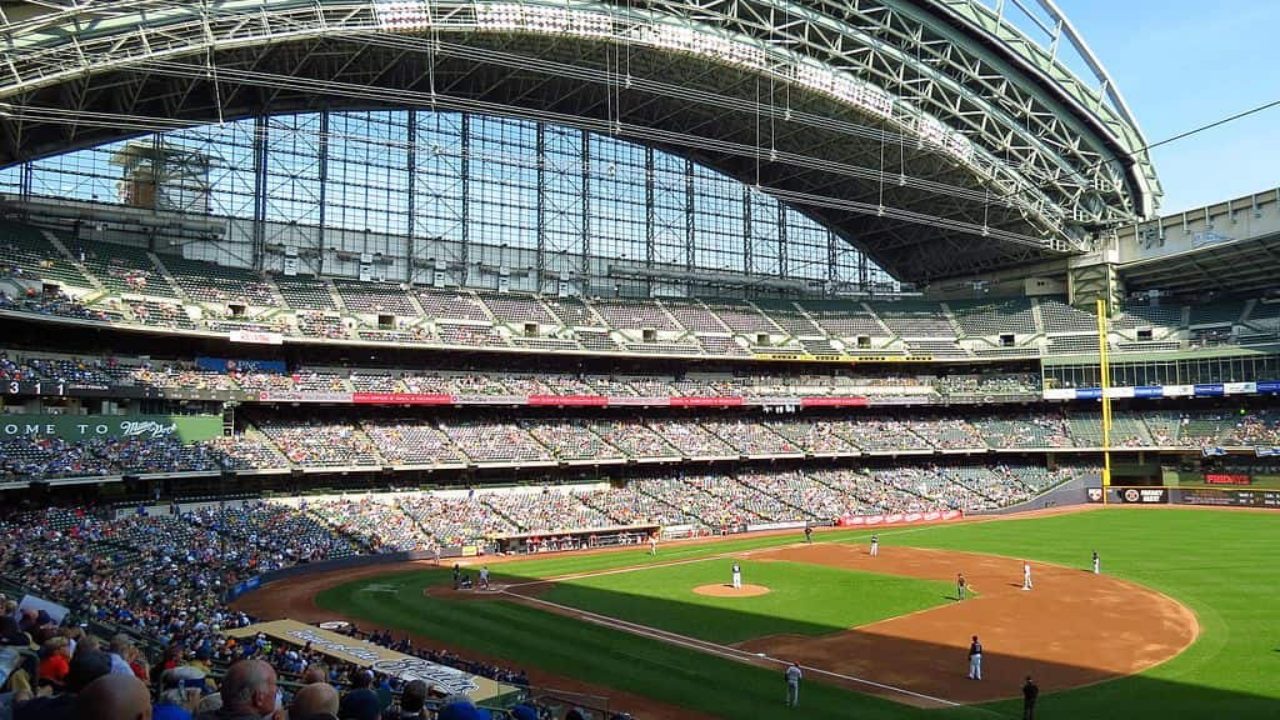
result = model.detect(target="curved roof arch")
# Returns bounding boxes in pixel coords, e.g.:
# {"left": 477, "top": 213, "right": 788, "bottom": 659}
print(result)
{"left": 0, "top": 0, "right": 1159, "bottom": 283}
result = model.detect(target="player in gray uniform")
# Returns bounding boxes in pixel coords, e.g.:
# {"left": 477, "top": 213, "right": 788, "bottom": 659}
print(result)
{"left": 1092, "top": 550, "right": 1100, "bottom": 575}
{"left": 785, "top": 662, "right": 803, "bottom": 707}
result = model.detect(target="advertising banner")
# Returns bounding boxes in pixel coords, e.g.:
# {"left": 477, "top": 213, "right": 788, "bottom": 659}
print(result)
{"left": 669, "top": 396, "right": 745, "bottom": 408}
{"left": 1042, "top": 388, "right": 1076, "bottom": 401}
{"left": 1117, "top": 487, "right": 1168, "bottom": 504}
{"left": 800, "top": 396, "right": 869, "bottom": 407}
{"left": 257, "top": 391, "right": 353, "bottom": 403}
{"left": 196, "top": 357, "right": 287, "bottom": 374}
{"left": 1175, "top": 487, "right": 1280, "bottom": 509}
{"left": 352, "top": 392, "right": 454, "bottom": 405}
{"left": 1134, "top": 386, "right": 1164, "bottom": 398}
{"left": 1224, "top": 382, "right": 1257, "bottom": 395}
{"left": 1163, "top": 384, "right": 1195, "bottom": 397}
{"left": 607, "top": 396, "right": 670, "bottom": 406}
{"left": 0, "top": 414, "right": 221, "bottom": 442}
{"left": 226, "top": 620, "right": 514, "bottom": 702}
{"left": 1204, "top": 473, "right": 1251, "bottom": 486}
{"left": 455, "top": 395, "right": 527, "bottom": 406}
{"left": 527, "top": 395, "right": 608, "bottom": 407}
{"left": 228, "top": 330, "right": 284, "bottom": 345}
{"left": 867, "top": 396, "right": 927, "bottom": 406}
{"left": 1194, "top": 384, "right": 1225, "bottom": 397}
{"left": 836, "top": 509, "right": 962, "bottom": 527}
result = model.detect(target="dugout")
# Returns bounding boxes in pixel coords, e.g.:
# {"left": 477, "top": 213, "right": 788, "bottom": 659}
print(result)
{"left": 492, "top": 524, "right": 659, "bottom": 555}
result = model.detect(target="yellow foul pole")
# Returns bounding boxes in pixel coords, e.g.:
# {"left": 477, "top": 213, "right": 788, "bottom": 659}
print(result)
{"left": 1095, "top": 298, "right": 1113, "bottom": 504}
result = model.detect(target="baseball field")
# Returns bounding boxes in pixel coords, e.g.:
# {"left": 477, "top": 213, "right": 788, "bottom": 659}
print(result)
{"left": 234, "top": 506, "right": 1280, "bottom": 719}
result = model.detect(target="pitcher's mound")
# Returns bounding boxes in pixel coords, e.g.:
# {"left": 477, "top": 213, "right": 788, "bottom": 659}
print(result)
{"left": 694, "top": 583, "right": 771, "bottom": 597}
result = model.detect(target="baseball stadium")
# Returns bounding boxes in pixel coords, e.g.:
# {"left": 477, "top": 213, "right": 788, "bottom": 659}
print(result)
{"left": 0, "top": 0, "right": 1276, "bottom": 718}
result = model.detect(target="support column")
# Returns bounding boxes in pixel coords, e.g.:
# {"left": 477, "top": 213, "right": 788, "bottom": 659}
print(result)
{"left": 536, "top": 123, "right": 547, "bottom": 292}
{"left": 776, "top": 202, "right": 788, "bottom": 278}
{"left": 251, "top": 114, "right": 269, "bottom": 272}
{"left": 580, "top": 128, "right": 591, "bottom": 286}
{"left": 460, "top": 113, "right": 471, "bottom": 286}
{"left": 684, "top": 158, "right": 695, "bottom": 274}
{"left": 406, "top": 109, "right": 416, "bottom": 284}
{"left": 317, "top": 110, "right": 329, "bottom": 276}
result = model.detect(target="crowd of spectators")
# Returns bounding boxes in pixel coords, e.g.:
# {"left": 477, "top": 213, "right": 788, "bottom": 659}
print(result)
{"left": 6, "top": 408, "right": 1280, "bottom": 481}
{"left": 255, "top": 420, "right": 382, "bottom": 467}
{"left": 0, "top": 289, "right": 112, "bottom": 323}
{"left": 0, "top": 501, "right": 547, "bottom": 720}
{"left": 0, "top": 349, "right": 1059, "bottom": 400}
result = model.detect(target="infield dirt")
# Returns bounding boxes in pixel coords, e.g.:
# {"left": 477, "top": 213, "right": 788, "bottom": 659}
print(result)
{"left": 738, "top": 543, "right": 1198, "bottom": 704}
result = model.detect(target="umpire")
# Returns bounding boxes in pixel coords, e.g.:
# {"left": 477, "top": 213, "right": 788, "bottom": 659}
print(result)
{"left": 1022, "top": 676, "right": 1039, "bottom": 719}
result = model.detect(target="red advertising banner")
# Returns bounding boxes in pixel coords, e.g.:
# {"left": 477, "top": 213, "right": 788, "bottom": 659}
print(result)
{"left": 527, "top": 395, "right": 608, "bottom": 407}
{"left": 351, "top": 392, "right": 454, "bottom": 406}
{"left": 836, "top": 509, "right": 963, "bottom": 528}
{"left": 1204, "top": 473, "right": 1252, "bottom": 486}
{"left": 669, "top": 396, "right": 745, "bottom": 408}
{"left": 800, "top": 396, "right": 869, "bottom": 407}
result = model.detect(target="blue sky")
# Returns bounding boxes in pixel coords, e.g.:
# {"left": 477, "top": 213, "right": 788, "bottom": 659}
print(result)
{"left": 1055, "top": 0, "right": 1280, "bottom": 214}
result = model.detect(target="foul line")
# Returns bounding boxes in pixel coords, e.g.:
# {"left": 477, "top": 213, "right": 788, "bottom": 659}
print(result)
{"left": 502, "top": 586, "right": 966, "bottom": 709}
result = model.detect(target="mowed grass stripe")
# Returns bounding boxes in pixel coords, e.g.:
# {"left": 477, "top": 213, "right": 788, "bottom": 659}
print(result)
{"left": 538, "top": 559, "right": 951, "bottom": 644}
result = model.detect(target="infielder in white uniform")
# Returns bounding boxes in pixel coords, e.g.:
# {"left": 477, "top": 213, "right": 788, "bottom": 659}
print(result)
{"left": 869, "top": 534, "right": 879, "bottom": 557}
{"left": 1022, "top": 561, "right": 1033, "bottom": 591}
{"left": 785, "top": 662, "right": 803, "bottom": 707}
{"left": 967, "top": 636, "right": 983, "bottom": 680}
{"left": 732, "top": 562, "right": 742, "bottom": 589}
{"left": 1092, "top": 550, "right": 1100, "bottom": 575}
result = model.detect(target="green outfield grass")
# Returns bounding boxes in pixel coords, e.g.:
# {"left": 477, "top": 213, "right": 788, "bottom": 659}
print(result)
{"left": 317, "top": 508, "right": 1280, "bottom": 719}
{"left": 537, "top": 558, "right": 952, "bottom": 644}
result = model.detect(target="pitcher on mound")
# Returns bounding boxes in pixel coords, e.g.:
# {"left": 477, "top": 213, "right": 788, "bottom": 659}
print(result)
{"left": 732, "top": 561, "right": 742, "bottom": 589}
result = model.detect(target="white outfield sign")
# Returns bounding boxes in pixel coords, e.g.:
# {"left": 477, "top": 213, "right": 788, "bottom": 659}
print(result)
{"left": 836, "top": 509, "right": 962, "bottom": 527}
{"left": 229, "top": 330, "right": 284, "bottom": 345}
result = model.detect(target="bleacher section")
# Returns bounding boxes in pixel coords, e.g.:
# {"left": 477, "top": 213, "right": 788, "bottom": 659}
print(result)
{"left": 1038, "top": 299, "right": 1099, "bottom": 333}
{"left": 870, "top": 300, "right": 955, "bottom": 337}
{"left": 6, "top": 230, "right": 1280, "bottom": 363}
{"left": 161, "top": 255, "right": 278, "bottom": 307}
{"left": 333, "top": 279, "right": 418, "bottom": 315}
{"left": 0, "top": 221, "right": 92, "bottom": 287}
{"left": 273, "top": 275, "right": 337, "bottom": 310}
{"left": 950, "top": 298, "right": 1035, "bottom": 336}
{"left": 77, "top": 240, "right": 178, "bottom": 298}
